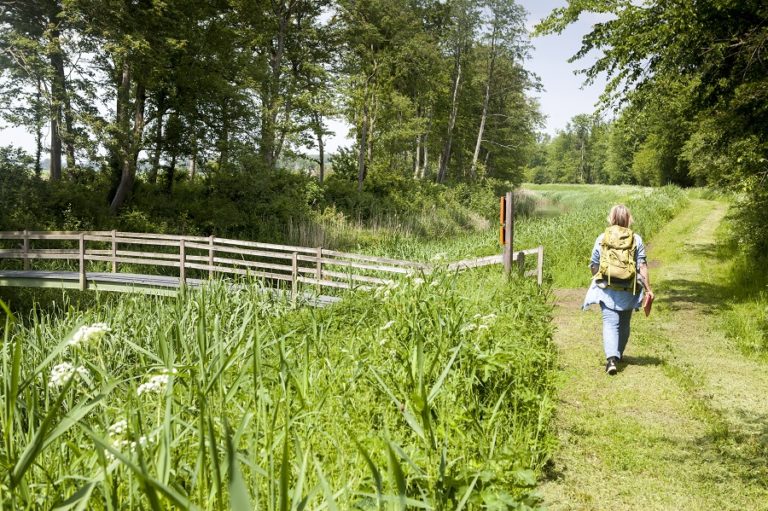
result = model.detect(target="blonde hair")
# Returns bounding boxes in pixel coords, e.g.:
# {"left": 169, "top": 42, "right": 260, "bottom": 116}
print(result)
{"left": 607, "top": 205, "right": 633, "bottom": 227}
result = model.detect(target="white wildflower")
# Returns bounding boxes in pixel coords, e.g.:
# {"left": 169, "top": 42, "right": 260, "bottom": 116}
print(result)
{"left": 430, "top": 253, "right": 446, "bottom": 262}
{"left": 69, "top": 323, "right": 111, "bottom": 346}
{"left": 460, "top": 323, "right": 478, "bottom": 333}
{"left": 137, "top": 374, "right": 170, "bottom": 396}
{"left": 482, "top": 314, "right": 497, "bottom": 323}
{"left": 108, "top": 419, "right": 128, "bottom": 437}
{"left": 412, "top": 278, "right": 425, "bottom": 286}
{"left": 48, "top": 362, "right": 91, "bottom": 388}
{"left": 380, "top": 320, "right": 396, "bottom": 331}
{"left": 105, "top": 432, "right": 150, "bottom": 461}
{"left": 478, "top": 324, "right": 489, "bottom": 331}
{"left": 130, "top": 436, "right": 149, "bottom": 450}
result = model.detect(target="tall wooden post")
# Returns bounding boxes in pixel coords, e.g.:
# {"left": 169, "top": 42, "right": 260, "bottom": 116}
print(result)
{"left": 291, "top": 252, "right": 299, "bottom": 307}
{"left": 503, "top": 191, "right": 514, "bottom": 275}
{"left": 22, "top": 230, "right": 30, "bottom": 271}
{"left": 111, "top": 230, "right": 118, "bottom": 273}
{"left": 79, "top": 233, "right": 87, "bottom": 290}
{"left": 537, "top": 245, "right": 544, "bottom": 286}
{"left": 179, "top": 239, "right": 186, "bottom": 289}
{"left": 315, "top": 247, "right": 323, "bottom": 291}
{"left": 208, "top": 235, "right": 215, "bottom": 279}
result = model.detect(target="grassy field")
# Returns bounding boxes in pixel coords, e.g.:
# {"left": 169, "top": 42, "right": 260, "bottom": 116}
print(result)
{"left": 0, "top": 184, "right": 701, "bottom": 509}
{"left": 353, "top": 184, "right": 688, "bottom": 288}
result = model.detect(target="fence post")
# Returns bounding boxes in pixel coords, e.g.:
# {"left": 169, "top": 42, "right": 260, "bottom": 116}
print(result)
{"left": 291, "top": 252, "right": 299, "bottom": 307}
{"left": 179, "top": 239, "right": 186, "bottom": 289}
{"left": 111, "top": 230, "right": 118, "bottom": 273}
{"left": 79, "top": 233, "right": 87, "bottom": 291}
{"left": 22, "top": 229, "right": 30, "bottom": 271}
{"left": 516, "top": 251, "right": 526, "bottom": 276}
{"left": 315, "top": 247, "right": 322, "bottom": 291}
{"left": 208, "top": 235, "right": 215, "bottom": 279}
{"left": 537, "top": 245, "right": 544, "bottom": 286}
{"left": 503, "top": 191, "right": 514, "bottom": 275}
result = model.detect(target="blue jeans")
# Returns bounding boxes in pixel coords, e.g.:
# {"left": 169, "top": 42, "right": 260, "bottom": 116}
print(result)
{"left": 600, "top": 303, "right": 632, "bottom": 359}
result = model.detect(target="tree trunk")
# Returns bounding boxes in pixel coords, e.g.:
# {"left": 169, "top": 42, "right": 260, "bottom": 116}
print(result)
{"left": 189, "top": 148, "right": 197, "bottom": 179}
{"left": 110, "top": 66, "right": 146, "bottom": 214}
{"left": 218, "top": 101, "right": 230, "bottom": 171}
{"left": 470, "top": 29, "right": 497, "bottom": 180}
{"left": 261, "top": 7, "right": 288, "bottom": 171}
{"left": 165, "top": 152, "right": 177, "bottom": 194}
{"left": 189, "top": 124, "right": 198, "bottom": 178}
{"left": 413, "top": 134, "right": 421, "bottom": 178}
{"left": 314, "top": 112, "right": 325, "bottom": 184}
{"left": 49, "top": 25, "right": 76, "bottom": 173}
{"left": 49, "top": 115, "right": 62, "bottom": 181}
{"left": 357, "top": 102, "right": 368, "bottom": 192}
{"left": 149, "top": 91, "right": 167, "bottom": 184}
{"left": 438, "top": 52, "right": 462, "bottom": 184}
{"left": 34, "top": 78, "right": 43, "bottom": 177}
{"left": 422, "top": 110, "right": 432, "bottom": 179}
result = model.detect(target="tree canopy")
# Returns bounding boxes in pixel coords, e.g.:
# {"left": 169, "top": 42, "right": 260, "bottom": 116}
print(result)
{"left": 1, "top": 0, "right": 540, "bottom": 212}
{"left": 535, "top": 0, "right": 768, "bottom": 249}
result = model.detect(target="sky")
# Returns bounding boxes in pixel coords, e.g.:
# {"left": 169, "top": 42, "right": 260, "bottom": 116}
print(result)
{"left": 520, "top": 0, "right": 610, "bottom": 135}
{"left": 0, "top": 1, "right": 608, "bottom": 154}
{"left": 326, "top": 1, "right": 609, "bottom": 151}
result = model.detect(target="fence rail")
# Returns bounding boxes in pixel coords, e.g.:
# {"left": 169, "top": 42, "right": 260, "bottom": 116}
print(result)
{"left": 0, "top": 230, "right": 544, "bottom": 301}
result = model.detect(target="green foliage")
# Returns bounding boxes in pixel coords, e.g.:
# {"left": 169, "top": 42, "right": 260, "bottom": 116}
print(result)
{"left": 0, "top": 268, "right": 555, "bottom": 509}
{"left": 527, "top": 114, "right": 611, "bottom": 185}
{"left": 517, "top": 184, "right": 688, "bottom": 287}
{"left": 536, "top": 0, "right": 768, "bottom": 250}
{"left": 714, "top": 215, "right": 768, "bottom": 358}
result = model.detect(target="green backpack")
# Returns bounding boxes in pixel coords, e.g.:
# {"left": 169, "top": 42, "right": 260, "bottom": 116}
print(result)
{"left": 597, "top": 225, "right": 637, "bottom": 293}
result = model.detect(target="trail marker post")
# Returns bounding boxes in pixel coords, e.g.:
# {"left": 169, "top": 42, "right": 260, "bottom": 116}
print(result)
{"left": 501, "top": 191, "right": 514, "bottom": 275}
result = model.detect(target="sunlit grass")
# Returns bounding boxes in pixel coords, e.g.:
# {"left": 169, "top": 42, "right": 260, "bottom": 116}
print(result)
{"left": 0, "top": 184, "right": 692, "bottom": 509}
{"left": 0, "top": 269, "right": 555, "bottom": 509}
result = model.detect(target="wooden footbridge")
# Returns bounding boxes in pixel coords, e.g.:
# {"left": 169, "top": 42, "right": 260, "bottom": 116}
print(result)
{"left": 0, "top": 231, "right": 543, "bottom": 306}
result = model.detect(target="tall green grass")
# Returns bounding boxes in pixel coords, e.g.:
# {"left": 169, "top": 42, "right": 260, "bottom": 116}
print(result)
{"left": 345, "top": 185, "right": 688, "bottom": 288}
{"left": 713, "top": 215, "right": 768, "bottom": 359}
{"left": 0, "top": 184, "right": 691, "bottom": 509}
{"left": 517, "top": 185, "right": 688, "bottom": 287}
{"left": 0, "top": 270, "right": 555, "bottom": 509}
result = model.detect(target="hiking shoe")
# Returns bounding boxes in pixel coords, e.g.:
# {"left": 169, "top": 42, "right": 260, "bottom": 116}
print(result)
{"left": 605, "top": 357, "right": 618, "bottom": 375}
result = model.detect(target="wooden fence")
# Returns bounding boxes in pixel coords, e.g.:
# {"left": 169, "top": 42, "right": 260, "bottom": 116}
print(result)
{"left": 0, "top": 231, "right": 543, "bottom": 300}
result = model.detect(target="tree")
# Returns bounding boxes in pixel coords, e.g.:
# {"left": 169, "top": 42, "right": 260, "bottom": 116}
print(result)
{"left": 538, "top": 0, "right": 768, "bottom": 245}
{"left": 468, "top": 0, "right": 527, "bottom": 179}
{"left": 1, "top": 0, "right": 80, "bottom": 179}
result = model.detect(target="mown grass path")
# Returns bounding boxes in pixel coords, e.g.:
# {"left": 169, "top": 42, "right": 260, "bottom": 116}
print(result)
{"left": 539, "top": 199, "right": 768, "bottom": 510}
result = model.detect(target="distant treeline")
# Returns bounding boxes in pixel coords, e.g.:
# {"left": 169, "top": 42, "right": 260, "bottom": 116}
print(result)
{"left": 532, "top": 1, "right": 768, "bottom": 253}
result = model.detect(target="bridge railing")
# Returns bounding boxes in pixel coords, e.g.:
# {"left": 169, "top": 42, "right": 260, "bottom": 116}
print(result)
{"left": 0, "top": 231, "right": 543, "bottom": 298}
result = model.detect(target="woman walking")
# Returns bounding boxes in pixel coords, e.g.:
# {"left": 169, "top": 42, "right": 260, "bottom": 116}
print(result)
{"left": 583, "top": 205, "right": 654, "bottom": 375}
